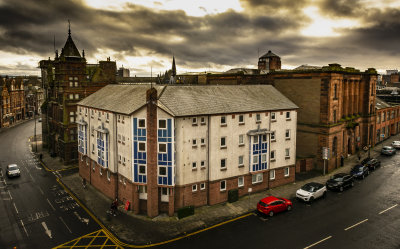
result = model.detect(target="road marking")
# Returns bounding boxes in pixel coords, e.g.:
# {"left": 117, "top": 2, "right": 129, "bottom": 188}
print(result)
{"left": 20, "top": 220, "right": 28, "bottom": 237}
{"left": 39, "top": 186, "right": 44, "bottom": 195}
{"left": 59, "top": 217, "right": 72, "bottom": 233}
{"left": 41, "top": 221, "right": 52, "bottom": 238}
{"left": 74, "top": 211, "right": 89, "bottom": 225}
{"left": 7, "top": 190, "right": 12, "bottom": 200}
{"left": 344, "top": 219, "right": 368, "bottom": 231}
{"left": 28, "top": 172, "right": 35, "bottom": 182}
{"left": 47, "top": 198, "right": 56, "bottom": 211}
{"left": 13, "top": 202, "right": 19, "bottom": 213}
{"left": 379, "top": 204, "right": 398, "bottom": 214}
{"left": 304, "top": 236, "right": 332, "bottom": 249}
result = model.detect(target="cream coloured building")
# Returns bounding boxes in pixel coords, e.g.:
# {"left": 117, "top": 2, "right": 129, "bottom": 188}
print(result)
{"left": 77, "top": 84, "right": 298, "bottom": 217}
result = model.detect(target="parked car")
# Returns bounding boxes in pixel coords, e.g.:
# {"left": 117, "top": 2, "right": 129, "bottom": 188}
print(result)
{"left": 360, "top": 157, "right": 372, "bottom": 165}
{"left": 364, "top": 158, "right": 381, "bottom": 170}
{"left": 326, "top": 173, "right": 354, "bottom": 192}
{"left": 296, "top": 182, "right": 327, "bottom": 203}
{"left": 350, "top": 164, "right": 369, "bottom": 179}
{"left": 257, "top": 196, "right": 292, "bottom": 217}
{"left": 391, "top": 141, "right": 400, "bottom": 149}
{"left": 6, "top": 164, "right": 21, "bottom": 178}
{"left": 381, "top": 146, "right": 396, "bottom": 156}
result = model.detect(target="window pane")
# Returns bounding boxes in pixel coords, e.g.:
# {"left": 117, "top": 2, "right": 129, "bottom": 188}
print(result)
{"left": 159, "top": 143, "right": 166, "bottom": 152}
{"left": 159, "top": 166, "right": 167, "bottom": 176}
{"left": 139, "top": 142, "right": 146, "bottom": 151}
{"left": 138, "top": 119, "right": 146, "bottom": 128}
{"left": 159, "top": 120, "right": 166, "bottom": 128}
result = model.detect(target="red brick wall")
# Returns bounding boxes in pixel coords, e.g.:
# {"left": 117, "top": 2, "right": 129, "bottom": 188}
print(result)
{"left": 295, "top": 158, "right": 314, "bottom": 173}
{"left": 269, "top": 166, "right": 295, "bottom": 189}
{"left": 118, "top": 178, "right": 133, "bottom": 210}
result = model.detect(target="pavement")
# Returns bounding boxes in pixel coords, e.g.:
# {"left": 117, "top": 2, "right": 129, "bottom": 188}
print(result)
{"left": 31, "top": 134, "right": 399, "bottom": 246}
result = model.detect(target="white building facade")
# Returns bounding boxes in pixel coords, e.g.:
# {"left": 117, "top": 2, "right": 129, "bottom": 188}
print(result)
{"left": 77, "top": 84, "right": 298, "bottom": 217}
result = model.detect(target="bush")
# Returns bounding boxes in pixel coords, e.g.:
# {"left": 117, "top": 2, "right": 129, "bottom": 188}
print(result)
{"left": 228, "top": 189, "right": 239, "bottom": 203}
{"left": 177, "top": 206, "right": 194, "bottom": 219}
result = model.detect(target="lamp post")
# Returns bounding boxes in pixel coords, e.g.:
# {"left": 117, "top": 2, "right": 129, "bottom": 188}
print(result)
{"left": 33, "top": 106, "right": 37, "bottom": 152}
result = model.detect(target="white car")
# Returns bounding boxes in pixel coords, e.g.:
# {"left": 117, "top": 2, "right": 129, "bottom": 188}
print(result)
{"left": 6, "top": 164, "right": 21, "bottom": 178}
{"left": 391, "top": 141, "right": 400, "bottom": 149}
{"left": 296, "top": 182, "right": 327, "bottom": 203}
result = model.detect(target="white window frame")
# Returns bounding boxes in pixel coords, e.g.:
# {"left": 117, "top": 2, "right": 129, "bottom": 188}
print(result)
{"left": 200, "top": 117, "right": 206, "bottom": 125}
{"left": 192, "top": 117, "right": 198, "bottom": 125}
{"left": 161, "top": 187, "right": 169, "bottom": 202}
{"left": 192, "top": 161, "right": 197, "bottom": 169}
{"left": 285, "top": 148, "right": 290, "bottom": 158}
{"left": 221, "top": 158, "right": 226, "bottom": 169}
{"left": 138, "top": 142, "right": 146, "bottom": 152}
{"left": 238, "top": 155, "right": 244, "bottom": 167}
{"left": 270, "top": 169, "right": 275, "bottom": 180}
{"left": 285, "top": 129, "right": 291, "bottom": 139}
{"left": 200, "top": 183, "right": 206, "bottom": 190}
{"left": 159, "top": 119, "right": 167, "bottom": 129}
{"left": 138, "top": 165, "right": 146, "bottom": 175}
{"left": 253, "top": 155, "right": 258, "bottom": 164}
{"left": 192, "top": 139, "right": 197, "bottom": 147}
{"left": 138, "top": 119, "right": 146, "bottom": 128}
{"left": 220, "top": 180, "right": 226, "bottom": 191}
{"left": 69, "top": 94, "right": 74, "bottom": 100}
{"left": 238, "top": 114, "right": 244, "bottom": 124}
{"left": 284, "top": 167, "right": 290, "bottom": 177}
{"left": 238, "top": 176, "right": 244, "bottom": 187}
{"left": 221, "top": 116, "right": 227, "bottom": 126}
{"left": 69, "top": 81, "right": 73, "bottom": 87}
{"left": 201, "top": 138, "right": 206, "bottom": 146}
{"left": 271, "top": 131, "right": 276, "bottom": 141}
{"left": 239, "top": 134, "right": 244, "bottom": 146}
{"left": 158, "top": 166, "right": 167, "bottom": 177}
{"left": 192, "top": 184, "right": 197, "bottom": 192}
{"left": 139, "top": 185, "right": 147, "bottom": 200}
{"left": 271, "top": 112, "right": 276, "bottom": 121}
{"left": 75, "top": 94, "right": 79, "bottom": 99}
{"left": 200, "top": 160, "right": 206, "bottom": 168}
{"left": 254, "top": 135, "right": 259, "bottom": 144}
{"left": 252, "top": 173, "right": 263, "bottom": 184}
{"left": 220, "top": 137, "right": 226, "bottom": 148}
{"left": 286, "top": 111, "right": 291, "bottom": 120}
{"left": 271, "top": 150, "right": 276, "bottom": 161}
{"left": 256, "top": 113, "right": 261, "bottom": 123}
{"left": 261, "top": 154, "right": 267, "bottom": 163}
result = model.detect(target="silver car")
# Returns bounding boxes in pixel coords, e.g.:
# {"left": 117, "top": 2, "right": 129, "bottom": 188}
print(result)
{"left": 381, "top": 146, "right": 396, "bottom": 156}
{"left": 6, "top": 164, "right": 21, "bottom": 178}
{"left": 391, "top": 141, "right": 400, "bottom": 149}
{"left": 296, "top": 182, "right": 327, "bottom": 202}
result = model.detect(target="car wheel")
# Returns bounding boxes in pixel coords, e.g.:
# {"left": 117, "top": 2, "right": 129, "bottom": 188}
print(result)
{"left": 287, "top": 205, "right": 292, "bottom": 211}
{"left": 309, "top": 197, "right": 314, "bottom": 203}
{"left": 339, "top": 186, "right": 344, "bottom": 192}
{"left": 351, "top": 181, "right": 354, "bottom": 187}
{"left": 269, "top": 211, "right": 274, "bottom": 217}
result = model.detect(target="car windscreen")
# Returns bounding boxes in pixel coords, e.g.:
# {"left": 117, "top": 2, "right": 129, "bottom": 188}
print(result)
{"left": 301, "top": 185, "right": 314, "bottom": 192}
{"left": 258, "top": 201, "right": 268, "bottom": 207}
{"left": 9, "top": 165, "right": 18, "bottom": 170}
{"left": 330, "top": 176, "right": 343, "bottom": 181}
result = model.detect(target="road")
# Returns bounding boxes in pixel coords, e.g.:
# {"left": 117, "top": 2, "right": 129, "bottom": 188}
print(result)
{"left": 0, "top": 120, "right": 399, "bottom": 249}
{"left": 157, "top": 151, "right": 400, "bottom": 248}
{"left": 0, "top": 120, "right": 102, "bottom": 249}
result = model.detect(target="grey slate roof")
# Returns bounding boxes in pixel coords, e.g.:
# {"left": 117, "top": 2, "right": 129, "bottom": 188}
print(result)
{"left": 78, "top": 84, "right": 298, "bottom": 116}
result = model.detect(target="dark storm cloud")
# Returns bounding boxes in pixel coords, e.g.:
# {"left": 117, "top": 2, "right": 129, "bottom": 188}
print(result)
{"left": 318, "top": 0, "right": 364, "bottom": 17}
{"left": 1, "top": 0, "right": 400, "bottom": 75}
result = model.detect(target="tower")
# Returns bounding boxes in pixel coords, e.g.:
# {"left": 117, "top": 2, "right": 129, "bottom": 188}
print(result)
{"left": 170, "top": 56, "right": 176, "bottom": 84}
{"left": 258, "top": 50, "right": 281, "bottom": 71}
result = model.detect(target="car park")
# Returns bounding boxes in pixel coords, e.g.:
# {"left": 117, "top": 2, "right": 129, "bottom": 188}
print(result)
{"left": 326, "top": 173, "right": 354, "bottom": 192}
{"left": 363, "top": 158, "right": 381, "bottom": 170}
{"left": 296, "top": 182, "right": 327, "bottom": 203}
{"left": 257, "top": 196, "right": 292, "bottom": 217}
{"left": 391, "top": 141, "right": 400, "bottom": 149}
{"left": 6, "top": 164, "right": 21, "bottom": 178}
{"left": 381, "top": 146, "right": 396, "bottom": 156}
{"left": 350, "top": 164, "right": 369, "bottom": 179}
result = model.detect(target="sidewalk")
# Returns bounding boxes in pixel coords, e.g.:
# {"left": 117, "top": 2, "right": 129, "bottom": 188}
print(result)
{"left": 33, "top": 135, "right": 398, "bottom": 245}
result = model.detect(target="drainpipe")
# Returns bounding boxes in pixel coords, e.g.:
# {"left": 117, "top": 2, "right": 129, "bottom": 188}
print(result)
{"left": 114, "top": 113, "right": 119, "bottom": 200}
{"left": 207, "top": 115, "right": 210, "bottom": 205}
{"left": 267, "top": 111, "right": 272, "bottom": 190}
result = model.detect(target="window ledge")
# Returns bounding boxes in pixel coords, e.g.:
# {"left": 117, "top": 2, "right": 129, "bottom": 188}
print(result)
{"left": 285, "top": 138, "right": 291, "bottom": 140}
{"left": 201, "top": 144, "right": 206, "bottom": 147}
{"left": 238, "top": 165, "right": 244, "bottom": 168}
{"left": 201, "top": 166, "right": 206, "bottom": 170}
{"left": 284, "top": 175, "right": 290, "bottom": 178}
{"left": 220, "top": 124, "right": 227, "bottom": 127}
{"left": 220, "top": 189, "right": 227, "bottom": 193}
{"left": 271, "top": 120, "right": 276, "bottom": 122}
{"left": 220, "top": 167, "right": 227, "bottom": 171}
{"left": 239, "top": 144, "right": 245, "bottom": 147}
{"left": 252, "top": 181, "right": 262, "bottom": 185}
{"left": 192, "top": 168, "right": 197, "bottom": 171}
{"left": 270, "top": 159, "right": 276, "bottom": 162}
{"left": 286, "top": 118, "right": 291, "bottom": 121}
{"left": 192, "top": 123, "right": 198, "bottom": 126}
{"left": 256, "top": 121, "right": 261, "bottom": 124}
{"left": 201, "top": 122, "right": 206, "bottom": 125}
{"left": 270, "top": 178, "right": 275, "bottom": 181}
{"left": 239, "top": 122, "right": 245, "bottom": 125}
{"left": 271, "top": 140, "right": 276, "bottom": 142}
{"left": 220, "top": 146, "right": 227, "bottom": 149}
{"left": 285, "top": 156, "right": 290, "bottom": 159}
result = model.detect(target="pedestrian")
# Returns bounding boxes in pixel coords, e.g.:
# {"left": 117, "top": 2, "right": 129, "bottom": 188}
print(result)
{"left": 340, "top": 154, "right": 344, "bottom": 166}
{"left": 357, "top": 152, "right": 361, "bottom": 162}
{"left": 111, "top": 198, "right": 118, "bottom": 216}
{"left": 82, "top": 178, "right": 86, "bottom": 189}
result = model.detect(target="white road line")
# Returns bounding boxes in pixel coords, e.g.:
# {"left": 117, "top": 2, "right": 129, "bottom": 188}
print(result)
{"left": 13, "top": 203, "right": 19, "bottom": 214}
{"left": 59, "top": 217, "right": 72, "bottom": 233}
{"left": 379, "top": 204, "right": 398, "bottom": 214}
{"left": 344, "top": 219, "right": 368, "bottom": 231}
{"left": 28, "top": 172, "right": 35, "bottom": 182}
{"left": 7, "top": 190, "right": 12, "bottom": 200}
{"left": 38, "top": 186, "right": 44, "bottom": 195}
{"left": 20, "top": 220, "right": 28, "bottom": 237}
{"left": 47, "top": 199, "right": 56, "bottom": 211}
{"left": 304, "top": 236, "right": 332, "bottom": 249}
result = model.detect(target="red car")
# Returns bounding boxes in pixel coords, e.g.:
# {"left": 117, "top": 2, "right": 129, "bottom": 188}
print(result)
{"left": 257, "top": 196, "right": 292, "bottom": 217}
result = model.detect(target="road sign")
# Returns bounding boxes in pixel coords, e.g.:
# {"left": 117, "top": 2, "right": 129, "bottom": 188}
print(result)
{"left": 322, "top": 147, "right": 330, "bottom": 160}
{"left": 381, "top": 134, "right": 385, "bottom": 138}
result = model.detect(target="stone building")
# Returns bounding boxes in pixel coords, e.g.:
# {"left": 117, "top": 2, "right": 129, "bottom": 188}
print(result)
{"left": 77, "top": 84, "right": 298, "bottom": 217}
{"left": 375, "top": 98, "right": 400, "bottom": 144}
{"left": 266, "top": 64, "right": 377, "bottom": 172}
{"left": 0, "top": 77, "right": 25, "bottom": 128}
{"left": 39, "top": 25, "right": 116, "bottom": 164}
{"left": 258, "top": 50, "right": 281, "bottom": 71}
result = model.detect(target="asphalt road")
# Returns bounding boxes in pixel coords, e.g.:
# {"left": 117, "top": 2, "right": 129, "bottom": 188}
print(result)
{"left": 158, "top": 149, "right": 400, "bottom": 249}
{"left": 0, "top": 120, "right": 101, "bottom": 249}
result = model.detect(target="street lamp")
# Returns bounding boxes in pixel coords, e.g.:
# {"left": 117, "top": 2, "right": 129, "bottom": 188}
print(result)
{"left": 33, "top": 106, "right": 37, "bottom": 152}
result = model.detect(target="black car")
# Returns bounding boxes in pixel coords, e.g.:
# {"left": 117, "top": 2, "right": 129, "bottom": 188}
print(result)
{"left": 363, "top": 158, "right": 381, "bottom": 170}
{"left": 326, "top": 173, "right": 354, "bottom": 192}
{"left": 350, "top": 164, "right": 369, "bottom": 179}
{"left": 360, "top": 157, "right": 372, "bottom": 165}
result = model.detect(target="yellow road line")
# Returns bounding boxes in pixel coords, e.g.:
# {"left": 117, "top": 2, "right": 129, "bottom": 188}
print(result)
{"left": 53, "top": 230, "right": 103, "bottom": 248}
{"left": 55, "top": 171, "right": 254, "bottom": 248}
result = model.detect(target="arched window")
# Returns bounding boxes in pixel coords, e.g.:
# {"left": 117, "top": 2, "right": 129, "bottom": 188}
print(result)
{"left": 332, "top": 137, "right": 337, "bottom": 157}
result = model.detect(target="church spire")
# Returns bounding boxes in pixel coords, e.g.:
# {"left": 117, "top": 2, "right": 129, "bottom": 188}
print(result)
{"left": 172, "top": 55, "right": 176, "bottom": 77}
{"left": 68, "top": 19, "right": 71, "bottom": 36}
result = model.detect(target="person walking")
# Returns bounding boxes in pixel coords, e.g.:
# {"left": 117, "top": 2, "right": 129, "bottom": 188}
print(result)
{"left": 82, "top": 178, "right": 87, "bottom": 189}
{"left": 110, "top": 198, "right": 118, "bottom": 216}
{"left": 357, "top": 152, "right": 361, "bottom": 162}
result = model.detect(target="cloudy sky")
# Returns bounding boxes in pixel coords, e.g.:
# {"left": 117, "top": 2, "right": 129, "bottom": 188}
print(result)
{"left": 1, "top": 0, "right": 400, "bottom": 76}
